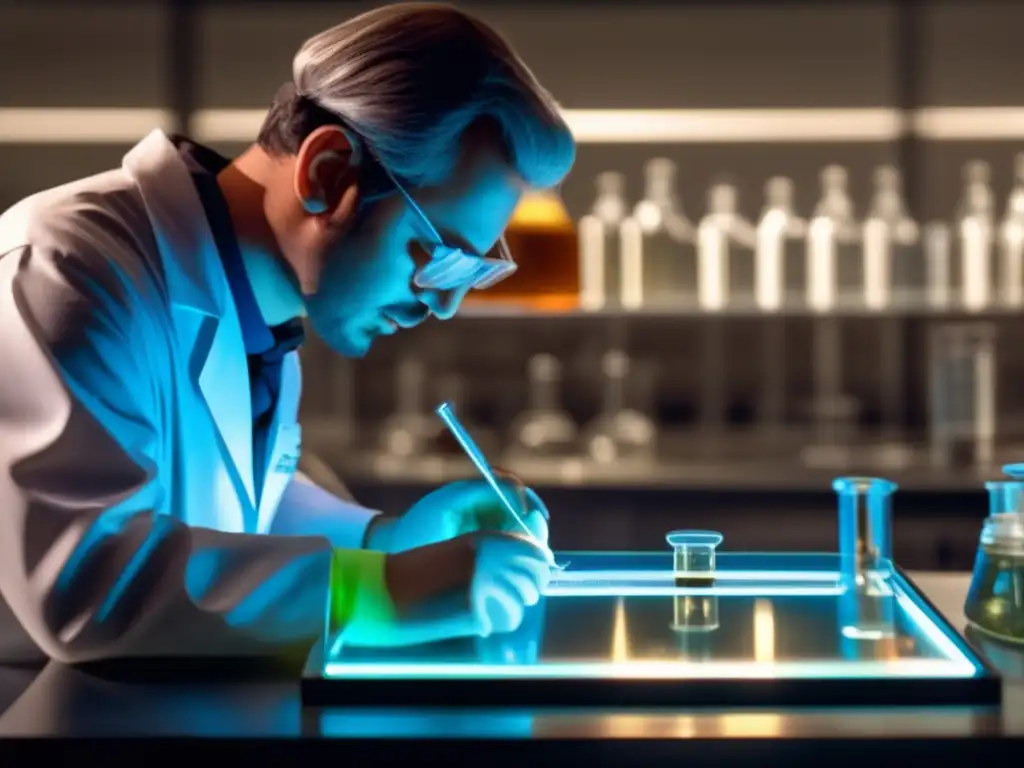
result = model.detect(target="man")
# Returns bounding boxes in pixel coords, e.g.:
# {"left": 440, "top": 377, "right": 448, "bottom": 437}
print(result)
{"left": 0, "top": 3, "right": 575, "bottom": 664}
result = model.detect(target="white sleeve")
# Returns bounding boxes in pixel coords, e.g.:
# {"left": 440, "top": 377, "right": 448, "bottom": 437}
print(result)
{"left": 0, "top": 245, "right": 336, "bottom": 664}
{"left": 271, "top": 473, "right": 382, "bottom": 550}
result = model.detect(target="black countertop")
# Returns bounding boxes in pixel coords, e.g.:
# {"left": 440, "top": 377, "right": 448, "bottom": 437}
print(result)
{"left": 0, "top": 574, "right": 1021, "bottom": 764}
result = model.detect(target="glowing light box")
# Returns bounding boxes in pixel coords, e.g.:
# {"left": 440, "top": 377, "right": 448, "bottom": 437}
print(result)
{"left": 302, "top": 552, "right": 999, "bottom": 708}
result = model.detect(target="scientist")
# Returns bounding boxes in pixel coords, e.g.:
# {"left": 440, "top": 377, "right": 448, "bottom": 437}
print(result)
{"left": 0, "top": 3, "right": 575, "bottom": 664}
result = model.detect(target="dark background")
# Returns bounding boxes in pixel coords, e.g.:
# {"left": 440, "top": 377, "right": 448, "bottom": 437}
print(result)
{"left": 2, "top": 0, "right": 1022, "bottom": 567}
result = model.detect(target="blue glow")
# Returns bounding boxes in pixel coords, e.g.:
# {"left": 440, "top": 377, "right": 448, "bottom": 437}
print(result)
{"left": 323, "top": 658, "right": 975, "bottom": 680}
{"left": 322, "top": 552, "right": 984, "bottom": 683}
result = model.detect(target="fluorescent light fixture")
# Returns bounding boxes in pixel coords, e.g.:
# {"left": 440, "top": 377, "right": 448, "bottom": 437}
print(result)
{"left": 0, "top": 108, "right": 175, "bottom": 144}
{"left": 0, "top": 107, "right": 1022, "bottom": 144}
{"left": 191, "top": 107, "right": 901, "bottom": 144}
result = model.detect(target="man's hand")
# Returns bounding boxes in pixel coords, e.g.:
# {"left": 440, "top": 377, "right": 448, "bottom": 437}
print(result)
{"left": 366, "top": 472, "right": 550, "bottom": 554}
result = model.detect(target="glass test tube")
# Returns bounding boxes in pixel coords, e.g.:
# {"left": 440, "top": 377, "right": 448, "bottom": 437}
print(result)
{"left": 834, "top": 476, "right": 896, "bottom": 589}
{"left": 927, "top": 323, "right": 997, "bottom": 470}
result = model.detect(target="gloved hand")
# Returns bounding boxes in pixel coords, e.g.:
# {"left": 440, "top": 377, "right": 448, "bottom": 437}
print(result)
{"left": 368, "top": 472, "right": 550, "bottom": 555}
{"left": 469, "top": 532, "right": 553, "bottom": 637}
{"left": 335, "top": 530, "right": 553, "bottom": 649}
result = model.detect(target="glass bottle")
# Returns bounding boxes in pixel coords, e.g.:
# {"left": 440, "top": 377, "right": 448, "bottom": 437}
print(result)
{"left": 505, "top": 353, "right": 579, "bottom": 460}
{"left": 755, "top": 176, "right": 807, "bottom": 311}
{"left": 467, "top": 190, "right": 579, "bottom": 311}
{"left": 964, "top": 464, "right": 1024, "bottom": 644}
{"left": 924, "top": 221, "right": 952, "bottom": 309}
{"left": 806, "top": 165, "right": 860, "bottom": 311}
{"left": 1000, "top": 153, "right": 1024, "bottom": 308}
{"left": 696, "top": 182, "right": 757, "bottom": 310}
{"left": 578, "top": 171, "right": 628, "bottom": 311}
{"left": 861, "top": 165, "right": 920, "bottom": 310}
{"left": 582, "top": 349, "right": 657, "bottom": 465}
{"left": 624, "top": 158, "right": 696, "bottom": 309}
{"left": 956, "top": 160, "right": 996, "bottom": 312}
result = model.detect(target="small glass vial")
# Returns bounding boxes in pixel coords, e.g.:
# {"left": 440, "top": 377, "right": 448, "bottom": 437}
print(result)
{"left": 667, "top": 530, "right": 723, "bottom": 587}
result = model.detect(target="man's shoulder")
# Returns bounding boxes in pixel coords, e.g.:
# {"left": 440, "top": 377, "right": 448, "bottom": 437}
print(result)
{"left": 0, "top": 168, "right": 166, "bottom": 306}
{"left": 0, "top": 168, "right": 156, "bottom": 265}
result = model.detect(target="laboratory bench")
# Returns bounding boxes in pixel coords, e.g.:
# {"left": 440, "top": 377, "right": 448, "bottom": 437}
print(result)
{"left": 0, "top": 573, "right": 1021, "bottom": 764}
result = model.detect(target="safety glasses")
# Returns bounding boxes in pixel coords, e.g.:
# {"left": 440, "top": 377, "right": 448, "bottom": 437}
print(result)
{"left": 367, "top": 156, "right": 518, "bottom": 292}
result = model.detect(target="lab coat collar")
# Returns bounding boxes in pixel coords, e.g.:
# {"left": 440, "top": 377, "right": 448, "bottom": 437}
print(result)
{"left": 122, "top": 130, "right": 225, "bottom": 318}
{"left": 122, "top": 129, "right": 258, "bottom": 515}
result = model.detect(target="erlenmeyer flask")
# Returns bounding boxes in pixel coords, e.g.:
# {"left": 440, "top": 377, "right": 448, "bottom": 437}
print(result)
{"left": 378, "top": 356, "right": 439, "bottom": 459}
{"left": 505, "top": 354, "right": 579, "bottom": 460}
{"left": 582, "top": 349, "right": 657, "bottom": 465}
{"left": 964, "top": 464, "right": 1024, "bottom": 644}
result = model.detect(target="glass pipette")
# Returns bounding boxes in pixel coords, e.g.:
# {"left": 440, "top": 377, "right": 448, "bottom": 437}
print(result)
{"left": 435, "top": 401, "right": 561, "bottom": 566}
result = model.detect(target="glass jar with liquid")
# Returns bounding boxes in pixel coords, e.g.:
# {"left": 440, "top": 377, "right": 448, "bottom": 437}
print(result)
{"left": 465, "top": 190, "right": 580, "bottom": 311}
{"left": 964, "top": 467, "right": 1024, "bottom": 644}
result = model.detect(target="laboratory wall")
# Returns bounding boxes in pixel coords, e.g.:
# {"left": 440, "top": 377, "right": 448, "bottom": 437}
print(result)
{"left": 1, "top": 0, "right": 1022, "bottom": 567}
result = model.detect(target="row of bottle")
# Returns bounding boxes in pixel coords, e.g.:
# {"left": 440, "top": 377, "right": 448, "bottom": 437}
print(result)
{"left": 577, "top": 157, "right": 1024, "bottom": 313}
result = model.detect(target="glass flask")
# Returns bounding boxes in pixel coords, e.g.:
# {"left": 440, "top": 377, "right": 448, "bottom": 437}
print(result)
{"left": 466, "top": 190, "right": 579, "bottom": 311}
{"left": 582, "top": 349, "right": 657, "bottom": 465}
{"left": 927, "top": 323, "right": 997, "bottom": 470}
{"left": 578, "top": 171, "right": 629, "bottom": 311}
{"left": 622, "top": 158, "right": 697, "bottom": 309}
{"left": 861, "top": 165, "right": 921, "bottom": 310}
{"left": 378, "top": 355, "right": 440, "bottom": 459}
{"left": 999, "top": 153, "right": 1024, "bottom": 309}
{"left": 955, "top": 160, "right": 996, "bottom": 312}
{"left": 806, "top": 165, "right": 860, "bottom": 311}
{"left": 964, "top": 465, "right": 1024, "bottom": 644}
{"left": 696, "top": 182, "right": 757, "bottom": 310}
{"left": 505, "top": 353, "right": 579, "bottom": 460}
{"left": 755, "top": 176, "right": 807, "bottom": 311}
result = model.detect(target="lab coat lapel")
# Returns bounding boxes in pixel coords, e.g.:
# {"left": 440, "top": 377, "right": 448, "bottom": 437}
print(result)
{"left": 122, "top": 131, "right": 258, "bottom": 520}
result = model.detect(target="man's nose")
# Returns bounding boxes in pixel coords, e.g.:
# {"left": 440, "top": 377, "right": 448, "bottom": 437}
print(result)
{"left": 419, "top": 284, "right": 471, "bottom": 320}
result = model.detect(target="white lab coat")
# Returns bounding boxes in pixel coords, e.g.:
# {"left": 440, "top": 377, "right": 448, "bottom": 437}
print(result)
{"left": 0, "top": 130, "right": 380, "bottom": 664}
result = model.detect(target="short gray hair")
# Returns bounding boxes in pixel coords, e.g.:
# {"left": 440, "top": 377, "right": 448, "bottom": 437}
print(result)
{"left": 260, "top": 3, "right": 575, "bottom": 190}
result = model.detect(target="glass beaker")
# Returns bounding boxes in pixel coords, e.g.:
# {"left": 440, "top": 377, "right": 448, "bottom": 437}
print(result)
{"left": 927, "top": 322, "right": 997, "bottom": 470}
{"left": 667, "top": 530, "right": 723, "bottom": 587}
{"left": 964, "top": 466, "right": 1024, "bottom": 644}
{"left": 833, "top": 476, "right": 896, "bottom": 589}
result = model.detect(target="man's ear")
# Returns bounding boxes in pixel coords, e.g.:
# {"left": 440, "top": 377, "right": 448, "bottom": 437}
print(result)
{"left": 293, "top": 125, "right": 362, "bottom": 225}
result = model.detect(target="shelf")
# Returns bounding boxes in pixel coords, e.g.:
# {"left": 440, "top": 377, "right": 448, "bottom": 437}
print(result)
{"left": 305, "top": 443, "right": 1003, "bottom": 493}
{"left": 454, "top": 303, "right": 1024, "bottom": 321}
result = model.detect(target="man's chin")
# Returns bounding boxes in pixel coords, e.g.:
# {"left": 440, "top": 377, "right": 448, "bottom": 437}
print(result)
{"left": 329, "top": 329, "right": 374, "bottom": 358}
